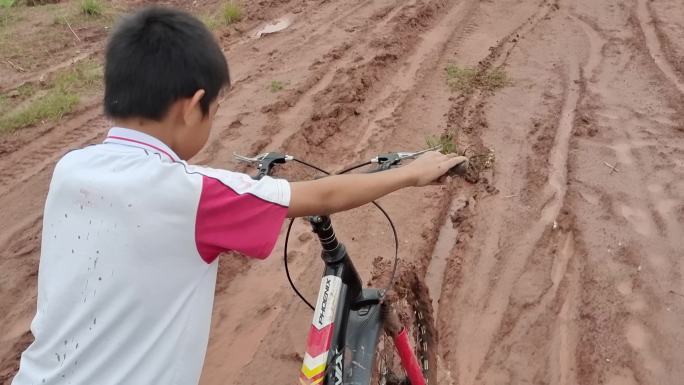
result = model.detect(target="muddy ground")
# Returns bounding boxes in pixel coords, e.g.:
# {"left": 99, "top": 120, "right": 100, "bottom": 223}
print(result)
{"left": 1, "top": 0, "right": 683, "bottom": 384}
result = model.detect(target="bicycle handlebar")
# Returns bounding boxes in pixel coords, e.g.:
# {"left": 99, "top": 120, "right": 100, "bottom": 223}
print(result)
{"left": 233, "top": 145, "right": 469, "bottom": 178}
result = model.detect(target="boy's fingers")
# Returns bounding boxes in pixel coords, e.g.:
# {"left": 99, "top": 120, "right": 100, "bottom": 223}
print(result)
{"left": 446, "top": 156, "right": 468, "bottom": 167}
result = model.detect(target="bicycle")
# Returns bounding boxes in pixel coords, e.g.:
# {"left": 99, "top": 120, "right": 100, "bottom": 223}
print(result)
{"left": 234, "top": 148, "right": 468, "bottom": 385}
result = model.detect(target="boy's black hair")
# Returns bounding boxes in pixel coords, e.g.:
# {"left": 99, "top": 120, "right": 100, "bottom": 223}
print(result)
{"left": 104, "top": 7, "right": 229, "bottom": 120}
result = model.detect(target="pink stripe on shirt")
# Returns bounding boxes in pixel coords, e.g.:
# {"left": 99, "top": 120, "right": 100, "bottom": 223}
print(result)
{"left": 195, "top": 176, "right": 288, "bottom": 263}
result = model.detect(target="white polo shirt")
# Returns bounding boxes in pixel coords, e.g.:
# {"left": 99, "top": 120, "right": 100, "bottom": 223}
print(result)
{"left": 12, "top": 127, "right": 290, "bottom": 385}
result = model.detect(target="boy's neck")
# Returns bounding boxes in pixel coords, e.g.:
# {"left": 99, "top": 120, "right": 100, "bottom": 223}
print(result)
{"left": 113, "top": 118, "right": 175, "bottom": 148}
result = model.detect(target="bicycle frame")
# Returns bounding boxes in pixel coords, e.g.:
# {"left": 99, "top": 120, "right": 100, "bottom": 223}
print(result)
{"left": 247, "top": 152, "right": 428, "bottom": 385}
{"left": 298, "top": 215, "right": 385, "bottom": 385}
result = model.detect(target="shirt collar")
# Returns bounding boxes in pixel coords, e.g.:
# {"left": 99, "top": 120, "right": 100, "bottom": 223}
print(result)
{"left": 103, "top": 127, "right": 181, "bottom": 162}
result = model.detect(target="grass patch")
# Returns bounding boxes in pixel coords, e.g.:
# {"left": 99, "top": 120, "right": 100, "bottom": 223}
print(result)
{"left": 221, "top": 2, "right": 242, "bottom": 25}
{"left": 0, "top": 91, "right": 78, "bottom": 134}
{"left": 426, "top": 133, "right": 457, "bottom": 154}
{"left": 16, "top": 82, "right": 35, "bottom": 98}
{"left": 53, "top": 59, "right": 103, "bottom": 91}
{"left": 0, "top": 60, "right": 102, "bottom": 134}
{"left": 80, "top": 0, "right": 102, "bottom": 16}
{"left": 268, "top": 80, "right": 285, "bottom": 93}
{"left": 0, "top": 83, "right": 36, "bottom": 115}
{"left": 425, "top": 133, "right": 495, "bottom": 182}
{"left": 0, "top": 0, "right": 17, "bottom": 29}
{"left": 199, "top": 13, "right": 220, "bottom": 30}
{"left": 445, "top": 64, "right": 509, "bottom": 93}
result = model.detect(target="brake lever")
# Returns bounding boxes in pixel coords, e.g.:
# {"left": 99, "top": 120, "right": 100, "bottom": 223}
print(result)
{"left": 370, "top": 145, "right": 442, "bottom": 170}
{"left": 233, "top": 152, "right": 293, "bottom": 180}
{"left": 233, "top": 152, "right": 268, "bottom": 163}
{"left": 396, "top": 144, "right": 442, "bottom": 160}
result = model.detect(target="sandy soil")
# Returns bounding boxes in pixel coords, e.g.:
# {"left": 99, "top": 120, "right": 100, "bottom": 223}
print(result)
{"left": 1, "top": 0, "right": 683, "bottom": 384}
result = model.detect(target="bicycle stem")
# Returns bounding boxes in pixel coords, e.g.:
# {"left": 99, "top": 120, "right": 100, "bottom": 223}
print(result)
{"left": 309, "top": 215, "right": 344, "bottom": 263}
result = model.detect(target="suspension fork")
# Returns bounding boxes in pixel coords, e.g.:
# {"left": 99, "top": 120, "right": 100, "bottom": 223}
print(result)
{"left": 382, "top": 301, "right": 427, "bottom": 385}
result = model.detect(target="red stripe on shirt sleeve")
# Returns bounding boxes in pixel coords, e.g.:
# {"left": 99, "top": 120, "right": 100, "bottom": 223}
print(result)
{"left": 195, "top": 176, "right": 288, "bottom": 263}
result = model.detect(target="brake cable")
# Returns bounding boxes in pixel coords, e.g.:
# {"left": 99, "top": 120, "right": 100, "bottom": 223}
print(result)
{"left": 283, "top": 159, "right": 400, "bottom": 311}
{"left": 337, "top": 161, "right": 372, "bottom": 175}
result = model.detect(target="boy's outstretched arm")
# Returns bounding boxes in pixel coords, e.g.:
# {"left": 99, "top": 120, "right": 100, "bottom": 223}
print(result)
{"left": 287, "top": 151, "right": 467, "bottom": 218}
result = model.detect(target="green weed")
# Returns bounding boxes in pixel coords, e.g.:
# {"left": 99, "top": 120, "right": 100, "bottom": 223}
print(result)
{"left": 425, "top": 134, "right": 457, "bottom": 154}
{"left": 269, "top": 80, "right": 285, "bottom": 93}
{"left": 0, "top": 91, "right": 77, "bottom": 134}
{"left": 0, "top": 0, "right": 15, "bottom": 28}
{"left": 80, "top": 0, "right": 102, "bottom": 16}
{"left": 221, "top": 2, "right": 242, "bottom": 25}
{"left": 54, "top": 60, "right": 103, "bottom": 91}
{"left": 445, "top": 64, "right": 509, "bottom": 93}
{"left": 199, "top": 13, "right": 220, "bottom": 30}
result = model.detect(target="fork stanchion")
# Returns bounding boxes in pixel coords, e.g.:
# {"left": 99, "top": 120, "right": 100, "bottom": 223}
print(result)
{"left": 394, "top": 328, "right": 427, "bottom": 385}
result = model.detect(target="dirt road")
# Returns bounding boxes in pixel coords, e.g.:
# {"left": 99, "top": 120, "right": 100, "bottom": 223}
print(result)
{"left": 1, "top": 0, "right": 683, "bottom": 384}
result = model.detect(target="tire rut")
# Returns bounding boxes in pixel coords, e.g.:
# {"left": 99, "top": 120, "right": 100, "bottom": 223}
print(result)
{"left": 634, "top": 0, "right": 684, "bottom": 94}
{"left": 0, "top": 108, "right": 107, "bottom": 198}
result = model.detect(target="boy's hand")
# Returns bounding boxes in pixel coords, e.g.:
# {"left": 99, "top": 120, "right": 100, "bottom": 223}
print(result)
{"left": 406, "top": 151, "right": 468, "bottom": 186}
{"left": 288, "top": 151, "right": 467, "bottom": 217}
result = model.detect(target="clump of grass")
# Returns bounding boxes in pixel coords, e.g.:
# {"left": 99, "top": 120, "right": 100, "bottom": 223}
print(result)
{"left": 269, "top": 80, "right": 285, "bottom": 93}
{"left": 0, "top": 60, "right": 103, "bottom": 134}
{"left": 80, "top": 0, "right": 102, "bottom": 16}
{"left": 54, "top": 60, "right": 103, "bottom": 91}
{"left": 16, "top": 82, "right": 35, "bottom": 98}
{"left": 200, "top": 13, "right": 220, "bottom": 30}
{"left": 426, "top": 133, "right": 457, "bottom": 154}
{"left": 0, "top": 0, "right": 15, "bottom": 28}
{"left": 445, "top": 64, "right": 509, "bottom": 93}
{"left": 0, "top": 91, "right": 78, "bottom": 134}
{"left": 425, "top": 133, "right": 496, "bottom": 183}
{"left": 221, "top": 2, "right": 242, "bottom": 25}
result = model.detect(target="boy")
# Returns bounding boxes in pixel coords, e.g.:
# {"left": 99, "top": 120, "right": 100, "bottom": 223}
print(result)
{"left": 11, "top": 7, "right": 465, "bottom": 385}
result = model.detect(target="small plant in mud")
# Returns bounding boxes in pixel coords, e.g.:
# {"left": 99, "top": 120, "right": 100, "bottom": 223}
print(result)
{"left": 445, "top": 64, "right": 509, "bottom": 93}
{"left": 425, "top": 133, "right": 495, "bottom": 183}
{"left": 426, "top": 133, "right": 457, "bottom": 154}
{"left": 221, "top": 2, "right": 242, "bottom": 25}
{"left": 268, "top": 80, "right": 285, "bottom": 93}
{"left": 80, "top": 0, "right": 102, "bottom": 16}
{"left": 0, "top": 0, "right": 15, "bottom": 28}
{"left": 199, "top": 13, "right": 220, "bottom": 30}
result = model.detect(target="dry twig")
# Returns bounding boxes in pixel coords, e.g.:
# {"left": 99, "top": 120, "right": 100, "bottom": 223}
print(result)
{"left": 603, "top": 161, "right": 619, "bottom": 174}
{"left": 64, "top": 17, "right": 82, "bottom": 42}
{"left": 5, "top": 59, "right": 26, "bottom": 73}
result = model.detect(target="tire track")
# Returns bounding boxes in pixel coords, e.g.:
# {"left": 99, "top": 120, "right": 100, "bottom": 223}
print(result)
{"left": 634, "top": 0, "right": 684, "bottom": 94}
{"left": 278, "top": 0, "right": 453, "bottom": 163}
{"left": 260, "top": 0, "right": 413, "bottom": 152}
{"left": 429, "top": 2, "right": 607, "bottom": 384}
{"left": 198, "top": 0, "right": 412, "bottom": 166}
{"left": 0, "top": 108, "right": 106, "bottom": 198}
{"left": 351, "top": 0, "right": 477, "bottom": 157}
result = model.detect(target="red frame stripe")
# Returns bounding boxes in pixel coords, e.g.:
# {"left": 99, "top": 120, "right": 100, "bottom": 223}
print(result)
{"left": 305, "top": 323, "right": 334, "bottom": 357}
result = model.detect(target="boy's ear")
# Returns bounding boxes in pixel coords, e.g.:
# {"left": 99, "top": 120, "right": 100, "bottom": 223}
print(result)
{"left": 183, "top": 89, "right": 206, "bottom": 124}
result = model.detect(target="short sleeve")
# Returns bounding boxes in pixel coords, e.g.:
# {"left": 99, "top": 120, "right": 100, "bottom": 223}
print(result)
{"left": 191, "top": 166, "right": 290, "bottom": 263}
